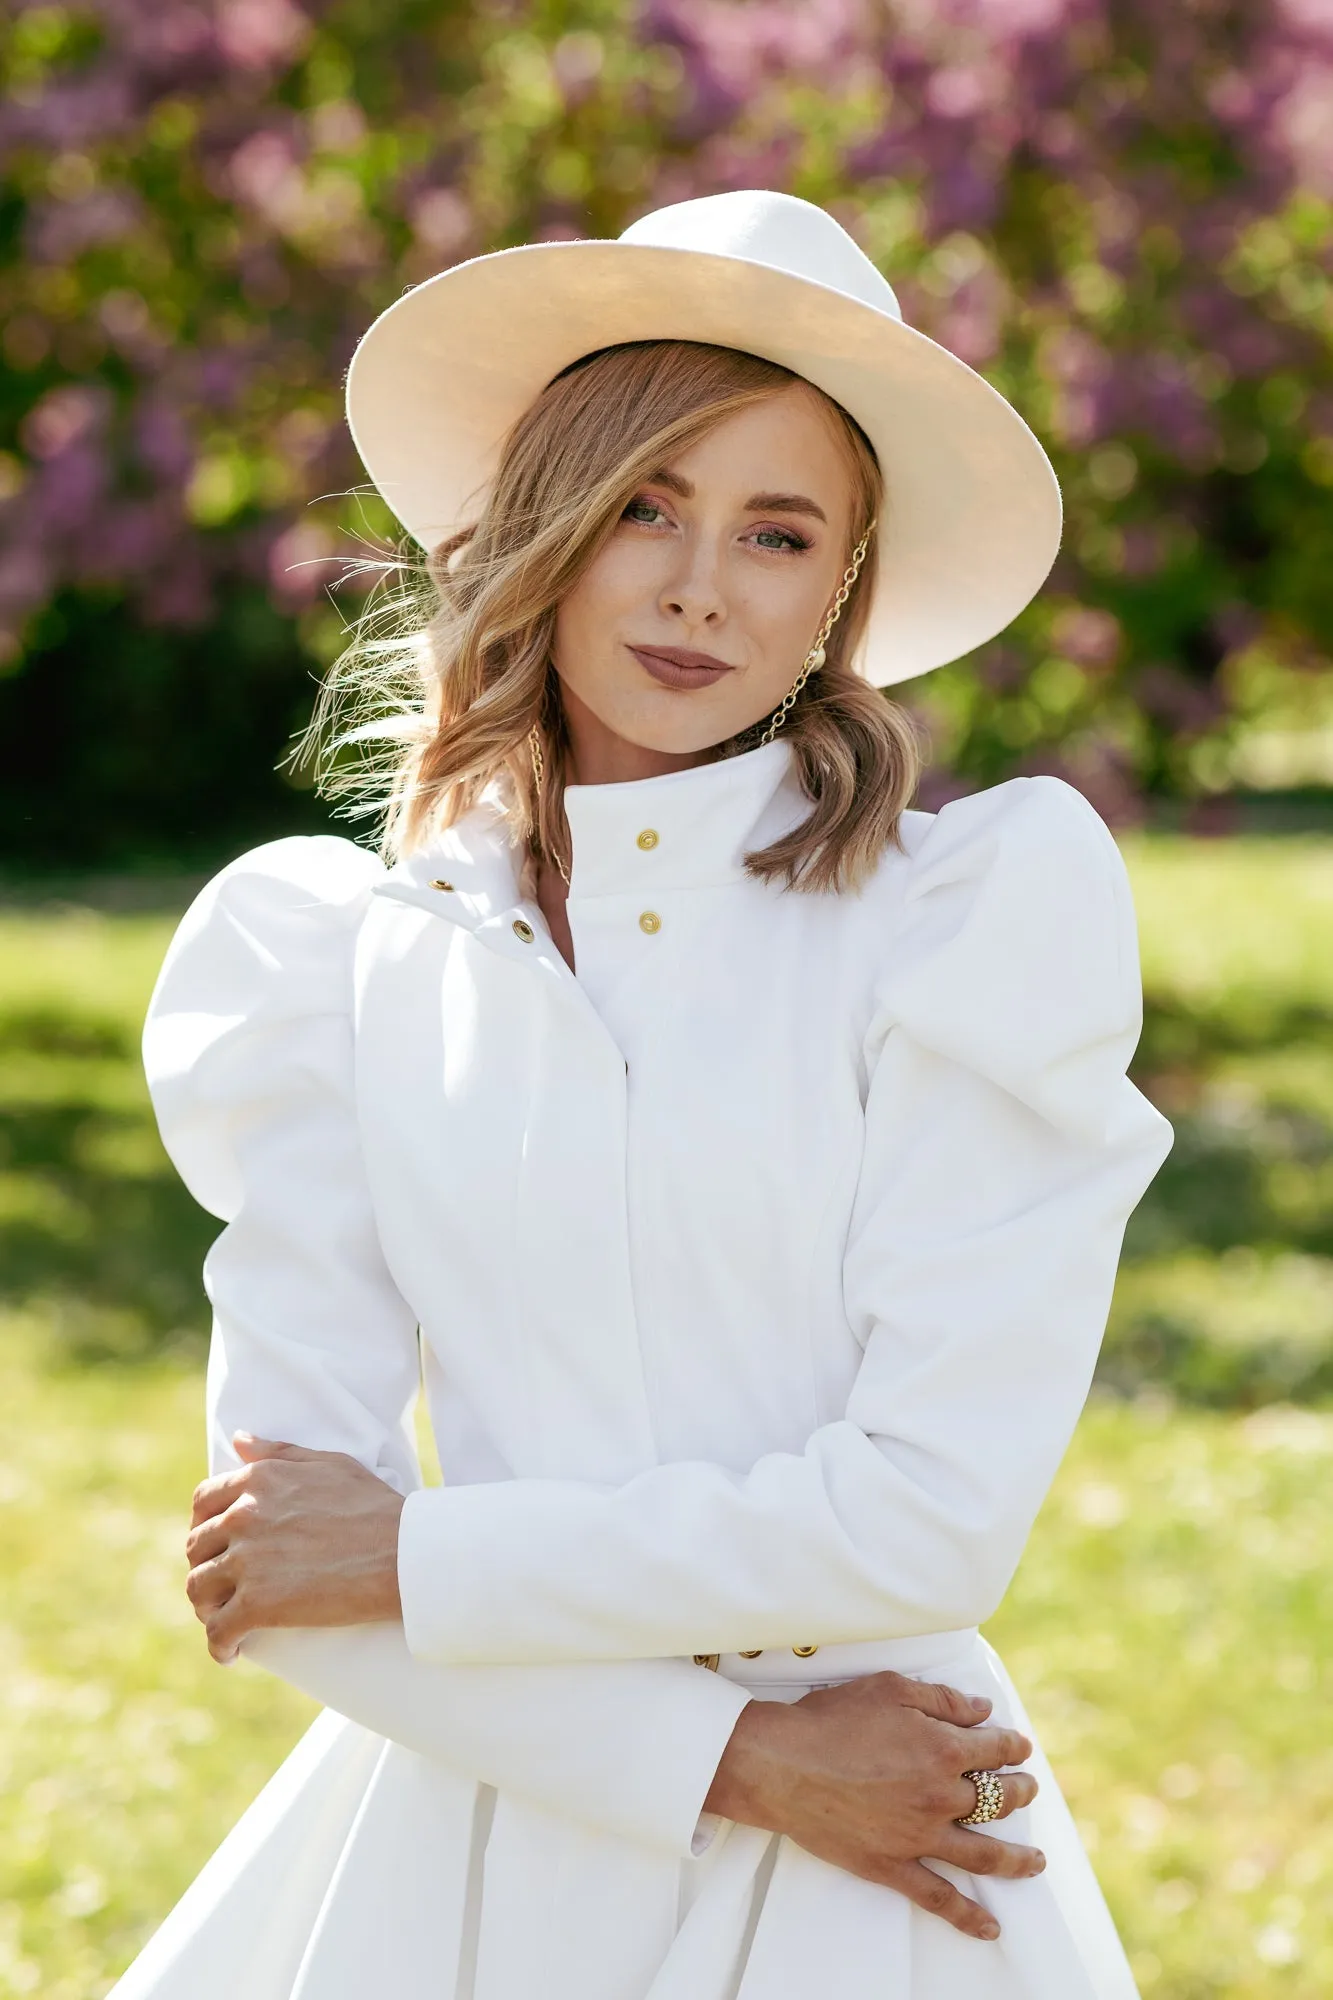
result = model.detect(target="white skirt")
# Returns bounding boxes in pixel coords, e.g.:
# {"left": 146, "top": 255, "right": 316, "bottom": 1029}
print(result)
{"left": 108, "top": 1633, "right": 1140, "bottom": 2000}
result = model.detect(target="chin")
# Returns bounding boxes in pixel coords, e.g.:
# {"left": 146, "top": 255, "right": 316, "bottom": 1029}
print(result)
{"left": 616, "top": 720, "right": 745, "bottom": 758}
{"left": 609, "top": 695, "right": 766, "bottom": 758}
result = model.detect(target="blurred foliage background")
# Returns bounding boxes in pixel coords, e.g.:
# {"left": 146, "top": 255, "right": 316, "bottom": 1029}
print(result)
{"left": 3, "top": 0, "right": 1333, "bottom": 862}
{"left": 2, "top": 2, "right": 1333, "bottom": 1996}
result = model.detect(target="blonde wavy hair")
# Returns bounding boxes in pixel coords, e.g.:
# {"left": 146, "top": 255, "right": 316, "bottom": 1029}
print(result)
{"left": 302, "top": 339, "right": 920, "bottom": 893}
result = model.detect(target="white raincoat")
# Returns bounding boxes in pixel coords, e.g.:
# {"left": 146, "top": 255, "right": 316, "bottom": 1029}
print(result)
{"left": 116, "top": 742, "right": 1170, "bottom": 2000}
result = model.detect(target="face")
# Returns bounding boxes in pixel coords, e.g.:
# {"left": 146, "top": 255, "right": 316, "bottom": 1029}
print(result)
{"left": 551, "top": 384, "right": 859, "bottom": 768}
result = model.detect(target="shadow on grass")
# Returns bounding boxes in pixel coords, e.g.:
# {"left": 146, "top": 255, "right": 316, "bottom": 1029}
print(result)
{"left": 1129, "top": 993, "right": 1333, "bottom": 1262}
{"left": 0, "top": 1007, "right": 216, "bottom": 1367}
{"left": 1097, "top": 1311, "right": 1333, "bottom": 1408}
{"left": 1104, "top": 990, "right": 1333, "bottom": 1405}
{"left": 1136, "top": 992, "right": 1333, "bottom": 1066}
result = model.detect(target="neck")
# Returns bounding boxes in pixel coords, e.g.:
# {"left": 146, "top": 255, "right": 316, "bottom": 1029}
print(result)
{"left": 560, "top": 683, "right": 713, "bottom": 787}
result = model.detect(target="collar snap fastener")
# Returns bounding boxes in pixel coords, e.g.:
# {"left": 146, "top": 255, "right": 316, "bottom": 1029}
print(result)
{"left": 692, "top": 1654, "right": 720, "bottom": 1671}
{"left": 636, "top": 828, "right": 659, "bottom": 850}
{"left": 638, "top": 910, "right": 662, "bottom": 935}
{"left": 429, "top": 878, "right": 454, "bottom": 892}
{"left": 792, "top": 1644, "right": 819, "bottom": 1657}
{"left": 512, "top": 918, "right": 535, "bottom": 943}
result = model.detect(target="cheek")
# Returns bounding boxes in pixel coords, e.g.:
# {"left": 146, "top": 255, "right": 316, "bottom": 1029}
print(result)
{"left": 728, "top": 568, "right": 831, "bottom": 691}
{"left": 553, "top": 546, "right": 643, "bottom": 694}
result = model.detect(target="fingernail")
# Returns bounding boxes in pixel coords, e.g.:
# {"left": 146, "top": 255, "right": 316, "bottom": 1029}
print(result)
{"left": 980, "top": 1922, "right": 1000, "bottom": 1941}
{"left": 969, "top": 1695, "right": 990, "bottom": 1712}
{"left": 1033, "top": 1853, "right": 1046, "bottom": 1873}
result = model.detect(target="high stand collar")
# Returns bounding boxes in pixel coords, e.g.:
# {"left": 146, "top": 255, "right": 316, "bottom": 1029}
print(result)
{"left": 374, "top": 737, "right": 802, "bottom": 930}
{"left": 561, "top": 739, "right": 799, "bottom": 898}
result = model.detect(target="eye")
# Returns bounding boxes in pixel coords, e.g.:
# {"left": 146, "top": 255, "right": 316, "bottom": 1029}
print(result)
{"left": 623, "top": 496, "right": 668, "bottom": 526}
{"left": 749, "top": 524, "right": 812, "bottom": 554}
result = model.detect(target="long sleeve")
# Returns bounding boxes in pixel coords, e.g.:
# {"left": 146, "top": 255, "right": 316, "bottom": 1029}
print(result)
{"left": 396, "top": 777, "right": 1174, "bottom": 1665}
{"left": 142, "top": 836, "right": 749, "bottom": 1857}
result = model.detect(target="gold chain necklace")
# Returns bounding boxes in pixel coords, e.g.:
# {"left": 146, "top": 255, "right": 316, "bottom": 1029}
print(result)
{"left": 527, "top": 725, "right": 571, "bottom": 885}
{"left": 758, "top": 519, "right": 877, "bottom": 747}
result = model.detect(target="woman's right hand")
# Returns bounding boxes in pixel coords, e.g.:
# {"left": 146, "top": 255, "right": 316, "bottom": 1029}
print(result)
{"left": 702, "top": 1671, "right": 1042, "bottom": 1940}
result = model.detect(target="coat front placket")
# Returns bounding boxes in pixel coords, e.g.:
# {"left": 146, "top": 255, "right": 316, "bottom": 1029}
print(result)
{"left": 366, "top": 869, "right": 661, "bottom": 1487}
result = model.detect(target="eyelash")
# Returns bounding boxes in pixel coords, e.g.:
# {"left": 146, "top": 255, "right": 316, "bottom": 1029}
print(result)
{"left": 622, "top": 497, "right": 812, "bottom": 554}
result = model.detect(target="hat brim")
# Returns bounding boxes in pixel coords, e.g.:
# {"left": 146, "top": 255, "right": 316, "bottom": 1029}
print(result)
{"left": 345, "top": 240, "right": 1061, "bottom": 687}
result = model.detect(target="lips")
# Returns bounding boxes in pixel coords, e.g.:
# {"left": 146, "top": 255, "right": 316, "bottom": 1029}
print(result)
{"left": 629, "top": 645, "right": 736, "bottom": 690}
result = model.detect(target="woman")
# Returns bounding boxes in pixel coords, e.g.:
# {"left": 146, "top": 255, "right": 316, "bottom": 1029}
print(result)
{"left": 117, "top": 190, "right": 1171, "bottom": 2000}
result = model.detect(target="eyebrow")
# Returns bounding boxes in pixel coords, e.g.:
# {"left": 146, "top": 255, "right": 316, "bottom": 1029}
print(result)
{"left": 747, "top": 490, "right": 828, "bottom": 524}
{"left": 646, "top": 469, "right": 829, "bottom": 525}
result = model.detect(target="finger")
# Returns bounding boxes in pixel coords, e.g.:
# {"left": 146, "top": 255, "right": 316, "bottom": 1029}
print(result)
{"left": 205, "top": 1601, "right": 248, "bottom": 1665}
{"left": 933, "top": 1827, "right": 1045, "bottom": 1880}
{"left": 877, "top": 1859, "right": 1000, "bottom": 1941}
{"left": 191, "top": 1468, "right": 249, "bottom": 1526}
{"left": 881, "top": 1674, "right": 993, "bottom": 1728}
{"left": 233, "top": 1433, "right": 321, "bottom": 1463}
{"left": 185, "top": 1556, "right": 235, "bottom": 1615}
{"left": 949, "top": 1767, "right": 1040, "bottom": 1822}
{"left": 185, "top": 1514, "right": 231, "bottom": 1568}
{"left": 945, "top": 1723, "right": 1033, "bottom": 1772}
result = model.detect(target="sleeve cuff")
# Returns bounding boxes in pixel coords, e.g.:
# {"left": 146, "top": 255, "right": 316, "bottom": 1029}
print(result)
{"left": 395, "top": 1489, "right": 754, "bottom": 1856}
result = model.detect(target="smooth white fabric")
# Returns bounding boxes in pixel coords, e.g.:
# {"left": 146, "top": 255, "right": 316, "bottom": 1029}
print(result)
{"left": 116, "top": 745, "right": 1170, "bottom": 1999}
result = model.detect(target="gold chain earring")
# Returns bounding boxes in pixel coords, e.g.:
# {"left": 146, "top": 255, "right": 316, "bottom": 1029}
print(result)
{"left": 758, "top": 520, "right": 877, "bottom": 748}
{"left": 528, "top": 724, "right": 571, "bottom": 886}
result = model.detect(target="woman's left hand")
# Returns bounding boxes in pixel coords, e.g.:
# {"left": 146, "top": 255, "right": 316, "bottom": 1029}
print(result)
{"left": 185, "top": 1433, "right": 405, "bottom": 1664}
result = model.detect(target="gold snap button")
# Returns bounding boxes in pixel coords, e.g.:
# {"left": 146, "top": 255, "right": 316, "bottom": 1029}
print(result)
{"left": 429, "top": 879, "right": 454, "bottom": 892}
{"left": 692, "top": 1653, "right": 720, "bottom": 1671}
{"left": 638, "top": 910, "right": 661, "bottom": 935}
{"left": 512, "top": 919, "right": 535, "bottom": 943}
{"left": 636, "top": 828, "right": 659, "bottom": 851}
{"left": 738, "top": 1650, "right": 763, "bottom": 1659}
{"left": 792, "top": 1644, "right": 819, "bottom": 1658}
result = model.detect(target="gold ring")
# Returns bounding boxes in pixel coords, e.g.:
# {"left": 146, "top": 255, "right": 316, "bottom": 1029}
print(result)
{"left": 957, "top": 1769, "right": 1006, "bottom": 1826}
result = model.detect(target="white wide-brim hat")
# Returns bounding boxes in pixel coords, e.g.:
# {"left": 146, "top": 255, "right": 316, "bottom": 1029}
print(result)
{"left": 345, "top": 190, "right": 1061, "bottom": 687}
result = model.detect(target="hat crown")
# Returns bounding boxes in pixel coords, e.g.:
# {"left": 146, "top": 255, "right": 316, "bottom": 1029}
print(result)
{"left": 619, "top": 190, "right": 903, "bottom": 323}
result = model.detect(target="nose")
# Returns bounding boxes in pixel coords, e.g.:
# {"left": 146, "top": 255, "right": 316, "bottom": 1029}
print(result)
{"left": 659, "top": 533, "right": 727, "bottom": 628}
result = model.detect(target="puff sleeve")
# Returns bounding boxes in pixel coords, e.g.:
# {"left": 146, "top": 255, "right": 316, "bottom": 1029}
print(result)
{"left": 395, "top": 778, "right": 1174, "bottom": 1663}
{"left": 142, "top": 837, "right": 749, "bottom": 1856}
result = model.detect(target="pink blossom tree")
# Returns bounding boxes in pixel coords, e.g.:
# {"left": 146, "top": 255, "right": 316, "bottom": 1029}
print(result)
{"left": 1, "top": 0, "right": 1330, "bottom": 858}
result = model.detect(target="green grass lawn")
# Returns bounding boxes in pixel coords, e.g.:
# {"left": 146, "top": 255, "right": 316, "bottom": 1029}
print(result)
{"left": 1, "top": 838, "right": 1331, "bottom": 1998}
{"left": 1111, "top": 837, "right": 1333, "bottom": 1410}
